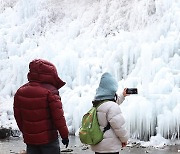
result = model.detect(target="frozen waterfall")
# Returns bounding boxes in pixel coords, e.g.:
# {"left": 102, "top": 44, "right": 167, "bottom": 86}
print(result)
{"left": 0, "top": 0, "right": 180, "bottom": 142}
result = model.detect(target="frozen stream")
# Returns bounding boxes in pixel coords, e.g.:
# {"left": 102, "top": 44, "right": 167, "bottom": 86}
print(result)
{"left": 0, "top": 136, "right": 180, "bottom": 154}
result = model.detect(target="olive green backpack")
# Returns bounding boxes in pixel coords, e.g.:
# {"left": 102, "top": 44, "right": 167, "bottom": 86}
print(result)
{"left": 79, "top": 102, "right": 110, "bottom": 145}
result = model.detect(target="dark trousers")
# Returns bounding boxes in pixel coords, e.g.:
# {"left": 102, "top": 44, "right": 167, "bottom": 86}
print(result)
{"left": 27, "top": 139, "right": 60, "bottom": 154}
{"left": 95, "top": 152, "right": 119, "bottom": 154}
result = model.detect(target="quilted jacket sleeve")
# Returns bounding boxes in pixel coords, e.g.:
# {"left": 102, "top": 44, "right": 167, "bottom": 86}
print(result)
{"left": 13, "top": 93, "right": 23, "bottom": 132}
{"left": 116, "top": 94, "right": 125, "bottom": 105}
{"left": 47, "top": 90, "right": 69, "bottom": 139}
{"left": 107, "top": 103, "right": 128, "bottom": 143}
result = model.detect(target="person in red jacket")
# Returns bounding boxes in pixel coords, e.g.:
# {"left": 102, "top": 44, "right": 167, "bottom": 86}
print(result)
{"left": 13, "top": 59, "right": 69, "bottom": 154}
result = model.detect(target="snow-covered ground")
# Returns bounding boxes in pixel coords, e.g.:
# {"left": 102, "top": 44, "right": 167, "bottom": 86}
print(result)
{"left": 0, "top": 0, "right": 180, "bottom": 146}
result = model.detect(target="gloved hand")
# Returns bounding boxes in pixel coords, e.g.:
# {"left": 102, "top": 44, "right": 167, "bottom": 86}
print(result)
{"left": 62, "top": 138, "right": 69, "bottom": 148}
{"left": 121, "top": 142, "right": 127, "bottom": 147}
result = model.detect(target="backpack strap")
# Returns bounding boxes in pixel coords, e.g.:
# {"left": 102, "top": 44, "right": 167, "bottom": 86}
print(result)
{"left": 93, "top": 100, "right": 111, "bottom": 133}
{"left": 103, "top": 122, "right": 110, "bottom": 133}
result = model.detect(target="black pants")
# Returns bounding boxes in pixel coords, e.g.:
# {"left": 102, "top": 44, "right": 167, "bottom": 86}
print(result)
{"left": 27, "top": 139, "right": 60, "bottom": 154}
{"left": 95, "top": 152, "right": 119, "bottom": 154}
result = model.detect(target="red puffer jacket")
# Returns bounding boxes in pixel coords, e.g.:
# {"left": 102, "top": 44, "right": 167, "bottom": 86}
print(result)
{"left": 14, "top": 59, "right": 69, "bottom": 145}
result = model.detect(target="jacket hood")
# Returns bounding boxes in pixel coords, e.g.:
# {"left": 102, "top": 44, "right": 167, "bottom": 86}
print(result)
{"left": 94, "top": 72, "right": 118, "bottom": 101}
{"left": 27, "top": 59, "right": 65, "bottom": 89}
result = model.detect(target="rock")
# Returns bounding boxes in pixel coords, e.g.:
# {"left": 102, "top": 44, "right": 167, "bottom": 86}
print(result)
{"left": 61, "top": 149, "right": 73, "bottom": 152}
{"left": 0, "top": 128, "right": 11, "bottom": 139}
{"left": 11, "top": 130, "right": 21, "bottom": 137}
{"left": 82, "top": 146, "right": 89, "bottom": 150}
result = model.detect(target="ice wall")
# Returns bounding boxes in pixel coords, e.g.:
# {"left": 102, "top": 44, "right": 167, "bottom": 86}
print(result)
{"left": 0, "top": 0, "right": 180, "bottom": 141}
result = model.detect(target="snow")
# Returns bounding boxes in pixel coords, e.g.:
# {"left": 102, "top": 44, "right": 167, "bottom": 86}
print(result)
{"left": 0, "top": 0, "right": 180, "bottom": 147}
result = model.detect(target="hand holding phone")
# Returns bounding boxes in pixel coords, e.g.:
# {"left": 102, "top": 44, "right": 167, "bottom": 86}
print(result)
{"left": 126, "top": 88, "right": 138, "bottom": 94}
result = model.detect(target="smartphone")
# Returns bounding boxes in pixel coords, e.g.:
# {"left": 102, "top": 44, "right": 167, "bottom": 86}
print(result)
{"left": 126, "top": 88, "right": 138, "bottom": 94}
